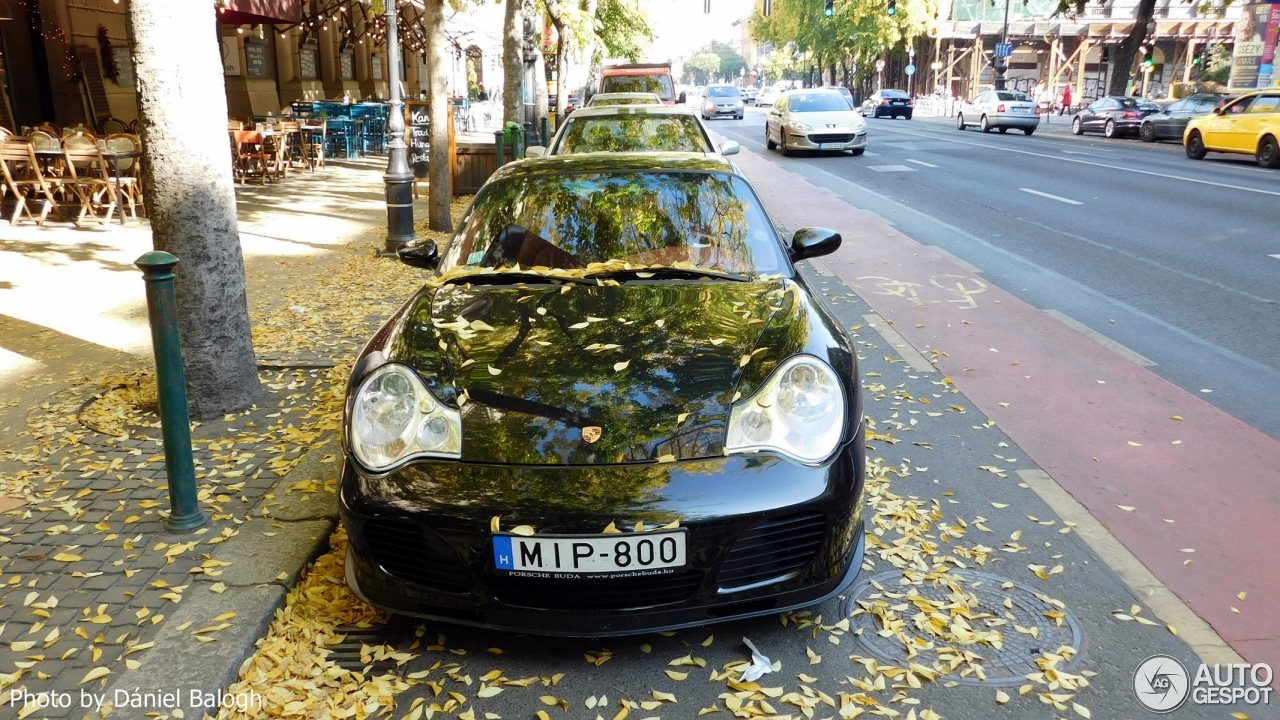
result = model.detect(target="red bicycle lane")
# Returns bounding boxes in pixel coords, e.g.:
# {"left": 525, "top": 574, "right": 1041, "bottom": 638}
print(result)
{"left": 736, "top": 147, "right": 1280, "bottom": 667}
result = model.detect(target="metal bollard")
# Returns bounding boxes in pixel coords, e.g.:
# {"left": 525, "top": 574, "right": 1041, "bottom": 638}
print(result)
{"left": 495, "top": 130, "right": 505, "bottom": 167}
{"left": 513, "top": 124, "right": 525, "bottom": 159}
{"left": 135, "top": 251, "right": 207, "bottom": 532}
{"left": 540, "top": 116, "right": 550, "bottom": 148}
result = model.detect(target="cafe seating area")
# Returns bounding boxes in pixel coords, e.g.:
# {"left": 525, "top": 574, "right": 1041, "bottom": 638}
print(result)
{"left": 0, "top": 118, "right": 143, "bottom": 227}
{"left": 227, "top": 101, "right": 390, "bottom": 186}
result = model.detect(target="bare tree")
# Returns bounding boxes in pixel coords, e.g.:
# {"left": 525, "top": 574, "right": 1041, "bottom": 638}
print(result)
{"left": 424, "top": 0, "right": 452, "bottom": 232}
{"left": 126, "top": 0, "right": 261, "bottom": 419}
{"left": 503, "top": 0, "right": 523, "bottom": 126}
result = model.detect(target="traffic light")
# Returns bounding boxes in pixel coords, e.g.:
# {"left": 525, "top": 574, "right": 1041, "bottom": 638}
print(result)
{"left": 1142, "top": 58, "right": 1154, "bottom": 71}
{"left": 887, "top": 0, "right": 896, "bottom": 15}
{"left": 824, "top": 0, "right": 834, "bottom": 17}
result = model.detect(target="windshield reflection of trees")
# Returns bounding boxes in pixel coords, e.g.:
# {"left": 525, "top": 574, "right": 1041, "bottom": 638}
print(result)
{"left": 561, "top": 117, "right": 709, "bottom": 153}
{"left": 438, "top": 172, "right": 784, "bottom": 277}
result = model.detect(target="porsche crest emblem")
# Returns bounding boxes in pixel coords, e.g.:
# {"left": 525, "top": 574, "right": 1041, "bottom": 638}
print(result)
{"left": 581, "top": 426, "right": 602, "bottom": 444}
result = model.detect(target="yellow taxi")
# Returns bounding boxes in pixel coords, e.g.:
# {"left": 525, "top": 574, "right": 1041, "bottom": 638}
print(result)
{"left": 1184, "top": 90, "right": 1280, "bottom": 168}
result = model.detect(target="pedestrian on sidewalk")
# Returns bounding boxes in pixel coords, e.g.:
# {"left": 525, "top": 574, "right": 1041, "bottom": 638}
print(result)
{"left": 1059, "top": 84, "right": 1072, "bottom": 115}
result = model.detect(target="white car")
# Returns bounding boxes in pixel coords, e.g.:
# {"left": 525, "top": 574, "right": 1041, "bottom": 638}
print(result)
{"left": 956, "top": 89, "right": 1040, "bottom": 134}
{"left": 765, "top": 89, "right": 867, "bottom": 156}
{"left": 756, "top": 86, "right": 781, "bottom": 107}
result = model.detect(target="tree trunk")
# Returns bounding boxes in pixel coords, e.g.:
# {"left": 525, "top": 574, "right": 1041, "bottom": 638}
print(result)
{"left": 502, "top": 0, "right": 523, "bottom": 125}
{"left": 1108, "top": 0, "right": 1157, "bottom": 96}
{"left": 425, "top": 0, "right": 452, "bottom": 232}
{"left": 126, "top": 0, "right": 261, "bottom": 420}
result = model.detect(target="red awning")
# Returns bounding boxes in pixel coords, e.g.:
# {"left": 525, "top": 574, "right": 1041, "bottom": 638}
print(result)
{"left": 216, "top": 0, "right": 302, "bottom": 25}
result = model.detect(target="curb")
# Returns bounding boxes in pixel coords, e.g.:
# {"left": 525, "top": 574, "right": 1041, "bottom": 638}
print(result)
{"left": 97, "top": 444, "right": 340, "bottom": 714}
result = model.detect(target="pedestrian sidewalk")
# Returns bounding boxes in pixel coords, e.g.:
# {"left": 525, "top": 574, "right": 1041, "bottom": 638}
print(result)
{"left": 0, "top": 157, "right": 464, "bottom": 717}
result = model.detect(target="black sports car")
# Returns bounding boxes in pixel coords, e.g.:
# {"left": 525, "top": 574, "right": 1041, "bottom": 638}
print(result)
{"left": 339, "top": 153, "right": 866, "bottom": 636}
{"left": 1139, "top": 93, "right": 1229, "bottom": 142}
{"left": 1071, "top": 96, "right": 1161, "bottom": 138}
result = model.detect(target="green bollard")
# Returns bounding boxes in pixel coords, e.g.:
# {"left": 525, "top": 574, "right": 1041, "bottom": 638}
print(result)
{"left": 494, "top": 129, "right": 505, "bottom": 167}
{"left": 513, "top": 124, "right": 525, "bottom": 159}
{"left": 135, "top": 251, "right": 207, "bottom": 533}
{"left": 540, "top": 116, "right": 550, "bottom": 147}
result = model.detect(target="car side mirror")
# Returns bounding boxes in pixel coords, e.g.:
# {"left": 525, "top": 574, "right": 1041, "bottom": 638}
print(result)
{"left": 397, "top": 240, "right": 439, "bottom": 269}
{"left": 790, "top": 227, "right": 842, "bottom": 262}
{"left": 718, "top": 141, "right": 740, "bottom": 156}
{"left": 678, "top": 91, "right": 687, "bottom": 104}
{"left": 525, "top": 145, "right": 545, "bottom": 158}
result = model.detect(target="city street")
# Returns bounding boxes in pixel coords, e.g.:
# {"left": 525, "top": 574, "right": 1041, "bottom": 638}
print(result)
{"left": 712, "top": 106, "right": 1280, "bottom": 440}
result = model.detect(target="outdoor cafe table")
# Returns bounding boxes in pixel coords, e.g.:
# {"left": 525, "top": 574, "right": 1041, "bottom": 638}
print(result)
{"left": 34, "top": 148, "right": 142, "bottom": 225}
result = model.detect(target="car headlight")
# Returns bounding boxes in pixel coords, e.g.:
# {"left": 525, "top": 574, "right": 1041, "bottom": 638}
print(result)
{"left": 350, "top": 363, "right": 461, "bottom": 471}
{"left": 735, "top": 100, "right": 744, "bottom": 108}
{"left": 725, "top": 355, "right": 845, "bottom": 464}
{"left": 788, "top": 121, "right": 813, "bottom": 132}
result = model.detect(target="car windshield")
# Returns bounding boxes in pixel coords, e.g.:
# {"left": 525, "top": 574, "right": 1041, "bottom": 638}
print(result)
{"left": 601, "top": 74, "right": 675, "bottom": 101}
{"left": 1119, "top": 98, "right": 1159, "bottom": 110}
{"left": 555, "top": 114, "right": 710, "bottom": 154}
{"left": 707, "top": 86, "right": 739, "bottom": 98}
{"left": 591, "top": 95, "right": 660, "bottom": 106}
{"left": 438, "top": 172, "right": 787, "bottom": 278}
{"left": 997, "top": 92, "right": 1030, "bottom": 101}
{"left": 788, "top": 93, "right": 853, "bottom": 112}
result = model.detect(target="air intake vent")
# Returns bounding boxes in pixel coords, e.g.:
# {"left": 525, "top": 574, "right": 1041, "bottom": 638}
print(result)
{"left": 488, "top": 570, "right": 702, "bottom": 610}
{"left": 364, "top": 520, "right": 472, "bottom": 594}
{"left": 717, "top": 512, "right": 826, "bottom": 591}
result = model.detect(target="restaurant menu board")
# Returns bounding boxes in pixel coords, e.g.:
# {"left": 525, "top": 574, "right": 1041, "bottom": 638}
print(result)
{"left": 406, "top": 101, "right": 430, "bottom": 179}
{"left": 244, "top": 39, "right": 268, "bottom": 78}
{"left": 340, "top": 48, "right": 355, "bottom": 81}
{"left": 372, "top": 53, "right": 384, "bottom": 80}
{"left": 299, "top": 46, "right": 318, "bottom": 80}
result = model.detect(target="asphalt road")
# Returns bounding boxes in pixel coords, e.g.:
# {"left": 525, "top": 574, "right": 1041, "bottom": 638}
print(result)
{"left": 711, "top": 107, "right": 1280, "bottom": 442}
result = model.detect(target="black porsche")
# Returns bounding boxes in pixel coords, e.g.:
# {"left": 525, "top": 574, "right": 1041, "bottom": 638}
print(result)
{"left": 339, "top": 153, "right": 865, "bottom": 636}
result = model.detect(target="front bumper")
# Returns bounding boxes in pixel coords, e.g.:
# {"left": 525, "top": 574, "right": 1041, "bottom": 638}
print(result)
{"left": 340, "top": 426, "right": 866, "bottom": 636}
{"left": 706, "top": 105, "right": 744, "bottom": 117}
{"left": 787, "top": 131, "right": 868, "bottom": 151}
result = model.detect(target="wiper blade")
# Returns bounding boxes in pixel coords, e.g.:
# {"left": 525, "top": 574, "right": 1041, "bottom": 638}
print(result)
{"left": 439, "top": 270, "right": 594, "bottom": 286}
{"left": 585, "top": 267, "right": 750, "bottom": 282}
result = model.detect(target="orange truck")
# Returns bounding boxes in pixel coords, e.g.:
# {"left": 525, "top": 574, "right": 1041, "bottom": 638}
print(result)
{"left": 598, "top": 63, "right": 685, "bottom": 105}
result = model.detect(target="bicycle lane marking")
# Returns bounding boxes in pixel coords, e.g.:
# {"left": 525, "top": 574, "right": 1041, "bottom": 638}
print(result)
{"left": 733, "top": 142, "right": 1280, "bottom": 668}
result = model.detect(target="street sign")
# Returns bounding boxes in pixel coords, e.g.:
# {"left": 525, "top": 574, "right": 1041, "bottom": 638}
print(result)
{"left": 875, "top": 59, "right": 886, "bottom": 71}
{"left": 905, "top": 64, "right": 916, "bottom": 76}
{"left": 930, "top": 61, "right": 943, "bottom": 70}
{"left": 995, "top": 42, "right": 1013, "bottom": 59}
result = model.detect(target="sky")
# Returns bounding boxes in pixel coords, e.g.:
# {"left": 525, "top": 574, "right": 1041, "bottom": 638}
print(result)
{"left": 643, "top": 0, "right": 757, "bottom": 63}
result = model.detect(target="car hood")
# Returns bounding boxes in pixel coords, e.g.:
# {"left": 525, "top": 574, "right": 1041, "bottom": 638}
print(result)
{"left": 385, "top": 278, "right": 798, "bottom": 465}
{"left": 788, "top": 111, "right": 863, "bottom": 127}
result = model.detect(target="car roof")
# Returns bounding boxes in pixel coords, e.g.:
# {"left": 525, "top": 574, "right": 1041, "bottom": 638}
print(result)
{"left": 591, "top": 92, "right": 661, "bottom": 100}
{"left": 564, "top": 105, "right": 700, "bottom": 119}
{"left": 780, "top": 87, "right": 845, "bottom": 96}
{"left": 492, "top": 153, "right": 736, "bottom": 183}
{"left": 706, "top": 83, "right": 737, "bottom": 88}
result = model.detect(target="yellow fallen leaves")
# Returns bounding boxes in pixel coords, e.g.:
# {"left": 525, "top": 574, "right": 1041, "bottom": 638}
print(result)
{"left": 52, "top": 552, "right": 82, "bottom": 562}
{"left": 79, "top": 666, "right": 112, "bottom": 684}
{"left": 613, "top": 360, "right": 631, "bottom": 372}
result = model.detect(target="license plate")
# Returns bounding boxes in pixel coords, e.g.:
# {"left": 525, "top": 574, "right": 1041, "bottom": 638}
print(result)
{"left": 819, "top": 142, "right": 844, "bottom": 150}
{"left": 493, "top": 531, "right": 687, "bottom": 575}
{"left": 892, "top": 100, "right": 905, "bottom": 105}
{"left": 1011, "top": 107, "right": 1028, "bottom": 113}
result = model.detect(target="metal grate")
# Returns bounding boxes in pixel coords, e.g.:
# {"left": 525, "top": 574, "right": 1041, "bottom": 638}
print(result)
{"left": 487, "top": 570, "right": 703, "bottom": 610}
{"left": 808, "top": 134, "right": 855, "bottom": 143}
{"left": 364, "top": 519, "right": 472, "bottom": 594}
{"left": 717, "top": 512, "right": 826, "bottom": 590}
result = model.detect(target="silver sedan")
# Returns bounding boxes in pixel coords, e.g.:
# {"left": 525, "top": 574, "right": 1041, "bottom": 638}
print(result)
{"left": 765, "top": 89, "right": 867, "bottom": 156}
{"left": 956, "top": 90, "right": 1041, "bottom": 134}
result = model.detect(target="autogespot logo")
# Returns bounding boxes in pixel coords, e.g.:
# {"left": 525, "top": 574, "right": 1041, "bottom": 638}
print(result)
{"left": 1134, "top": 655, "right": 1191, "bottom": 713}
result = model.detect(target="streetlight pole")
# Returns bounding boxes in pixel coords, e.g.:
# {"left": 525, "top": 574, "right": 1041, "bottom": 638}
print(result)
{"left": 383, "top": 0, "right": 415, "bottom": 254}
{"left": 994, "top": 0, "right": 1011, "bottom": 90}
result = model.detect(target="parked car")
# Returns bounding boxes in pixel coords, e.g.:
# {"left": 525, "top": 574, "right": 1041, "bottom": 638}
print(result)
{"left": 587, "top": 92, "right": 663, "bottom": 107}
{"left": 1139, "top": 93, "right": 1230, "bottom": 142}
{"left": 756, "top": 85, "right": 782, "bottom": 107}
{"left": 956, "top": 89, "right": 1040, "bottom": 135}
{"left": 1184, "top": 90, "right": 1280, "bottom": 168}
{"left": 345, "top": 153, "right": 866, "bottom": 635}
{"left": 861, "top": 89, "right": 913, "bottom": 119}
{"left": 1071, "top": 96, "right": 1160, "bottom": 138}
{"left": 599, "top": 62, "right": 684, "bottom": 104}
{"left": 528, "top": 106, "right": 719, "bottom": 157}
{"left": 700, "top": 84, "right": 746, "bottom": 120}
{"left": 742, "top": 87, "right": 760, "bottom": 102}
{"left": 766, "top": 89, "right": 866, "bottom": 156}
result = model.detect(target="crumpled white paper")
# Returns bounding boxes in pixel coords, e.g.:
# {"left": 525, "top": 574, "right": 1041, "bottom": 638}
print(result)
{"left": 740, "top": 637, "right": 774, "bottom": 682}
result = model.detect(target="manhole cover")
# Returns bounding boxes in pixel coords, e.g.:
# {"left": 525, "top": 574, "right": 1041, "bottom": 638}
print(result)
{"left": 842, "top": 569, "right": 1083, "bottom": 687}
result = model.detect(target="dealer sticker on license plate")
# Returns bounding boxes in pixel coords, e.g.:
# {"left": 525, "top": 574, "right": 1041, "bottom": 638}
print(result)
{"left": 493, "top": 531, "right": 687, "bottom": 575}
{"left": 818, "top": 142, "right": 844, "bottom": 150}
